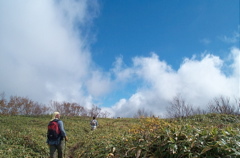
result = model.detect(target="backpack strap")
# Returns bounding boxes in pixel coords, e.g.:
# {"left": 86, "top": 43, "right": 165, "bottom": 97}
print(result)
{"left": 53, "top": 119, "right": 59, "bottom": 122}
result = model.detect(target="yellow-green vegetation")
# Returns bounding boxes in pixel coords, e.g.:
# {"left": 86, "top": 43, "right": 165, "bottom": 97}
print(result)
{"left": 0, "top": 114, "right": 240, "bottom": 158}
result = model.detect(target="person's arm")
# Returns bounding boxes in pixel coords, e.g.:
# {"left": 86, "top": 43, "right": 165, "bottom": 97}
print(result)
{"left": 58, "top": 120, "right": 68, "bottom": 140}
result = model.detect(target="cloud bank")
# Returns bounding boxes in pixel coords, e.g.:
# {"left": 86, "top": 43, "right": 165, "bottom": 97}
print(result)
{"left": 0, "top": 0, "right": 104, "bottom": 107}
{"left": 107, "top": 48, "right": 239, "bottom": 117}
{"left": 0, "top": 1, "right": 239, "bottom": 117}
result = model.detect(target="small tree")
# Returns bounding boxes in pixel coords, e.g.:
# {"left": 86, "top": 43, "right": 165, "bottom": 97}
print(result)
{"left": 5, "top": 96, "right": 48, "bottom": 115}
{"left": 192, "top": 106, "right": 207, "bottom": 115}
{"left": 88, "top": 104, "right": 101, "bottom": 117}
{"left": 208, "top": 96, "right": 239, "bottom": 115}
{"left": 50, "top": 101, "right": 64, "bottom": 115}
{"left": 133, "top": 108, "right": 153, "bottom": 118}
{"left": 99, "top": 110, "right": 111, "bottom": 118}
{"left": 32, "top": 103, "right": 50, "bottom": 115}
{"left": 0, "top": 92, "right": 8, "bottom": 115}
{"left": 166, "top": 94, "right": 194, "bottom": 118}
{"left": 50, "top": 101, "right": 87, "bottom": 116}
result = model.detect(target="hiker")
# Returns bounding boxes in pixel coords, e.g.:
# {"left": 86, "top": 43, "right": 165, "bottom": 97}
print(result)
{"left": 47, "top": 112, "right": 68, "bottom": 158}
{"left": 90, "top": 116, "right": 98, "bottom": 130}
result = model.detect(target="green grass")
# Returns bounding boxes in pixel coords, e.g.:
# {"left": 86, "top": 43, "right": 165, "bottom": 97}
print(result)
{"left": 0, "top": 114, "right": 240, "bottom": 157}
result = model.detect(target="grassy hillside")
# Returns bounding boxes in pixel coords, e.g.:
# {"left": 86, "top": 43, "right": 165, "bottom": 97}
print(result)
{"left": 0, "top": 114, "right": 239, "bottom": 157}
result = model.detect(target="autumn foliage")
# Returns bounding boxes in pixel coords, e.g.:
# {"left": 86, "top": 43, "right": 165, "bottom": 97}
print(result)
{"left": 0, "top": 92, "right": 109, "bottom": 117}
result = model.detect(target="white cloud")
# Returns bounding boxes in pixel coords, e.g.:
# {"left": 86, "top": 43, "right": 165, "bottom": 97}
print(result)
{"left": 200, "top": 38, "right": 211, "bottom": 45}
{"left": 86, "top": 70, "right": 113, "bottom": 97}
{"left": 0, "top": 0, "right": 102, "bottom": 107}
{"left": 109, "top": 48, "right": 240, "bottom": 117}
{"left": 220, "top": 31, "right": 240, "bottom": 44}
{"left": 230, "top": 47, "right": 240, "bottom": 78}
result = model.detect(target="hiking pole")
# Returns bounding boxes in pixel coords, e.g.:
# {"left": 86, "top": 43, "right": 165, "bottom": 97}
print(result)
{"left": 63, "top": 139, "right": 66, "bottom": 158}
{"left": 64, "top": 139, "right": 66, "bottom": 158}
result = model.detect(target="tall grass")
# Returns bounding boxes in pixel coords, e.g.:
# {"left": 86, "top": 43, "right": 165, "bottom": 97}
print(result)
{"left": 0, "top": 114, "right": 239, "bottom": 157}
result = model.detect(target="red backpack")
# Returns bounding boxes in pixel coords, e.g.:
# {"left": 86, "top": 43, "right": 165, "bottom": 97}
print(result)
{"left": 47, "top": 119, "right": 61, "bottom": 140}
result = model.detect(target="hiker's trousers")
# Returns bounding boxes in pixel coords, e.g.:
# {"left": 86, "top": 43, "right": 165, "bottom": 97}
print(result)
{"left": 49, "top": 140, "right": 65, "bottom": 158}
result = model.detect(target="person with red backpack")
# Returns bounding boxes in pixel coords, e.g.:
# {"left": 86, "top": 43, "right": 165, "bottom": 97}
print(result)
{"left": 47, "top": 112, "right": 68, "bottom": 158}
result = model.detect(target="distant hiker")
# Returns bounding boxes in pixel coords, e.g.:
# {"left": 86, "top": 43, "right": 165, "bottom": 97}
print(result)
{"left": 47, "top": 112, "right": 68, "bottom": 158}
{"left": 90, "top": 116, "right": 98, "bottom": 130}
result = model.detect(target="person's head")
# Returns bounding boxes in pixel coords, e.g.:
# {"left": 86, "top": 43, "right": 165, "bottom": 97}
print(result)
{"left": 51, "top": 112, "right": 60, "bottom": 120}
{"left": 93, "top": 116, "right": 96, "bottom": 120}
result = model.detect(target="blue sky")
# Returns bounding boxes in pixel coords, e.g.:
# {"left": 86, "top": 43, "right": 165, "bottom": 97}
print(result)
{"left": 91, "top": 0, "right": 239, "bottom": 70}
{"left": 0, "top": 0, "right": 239, "bottom": 117}
{"left": 91, "top": 0, "right": 239, "bottom": 112}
